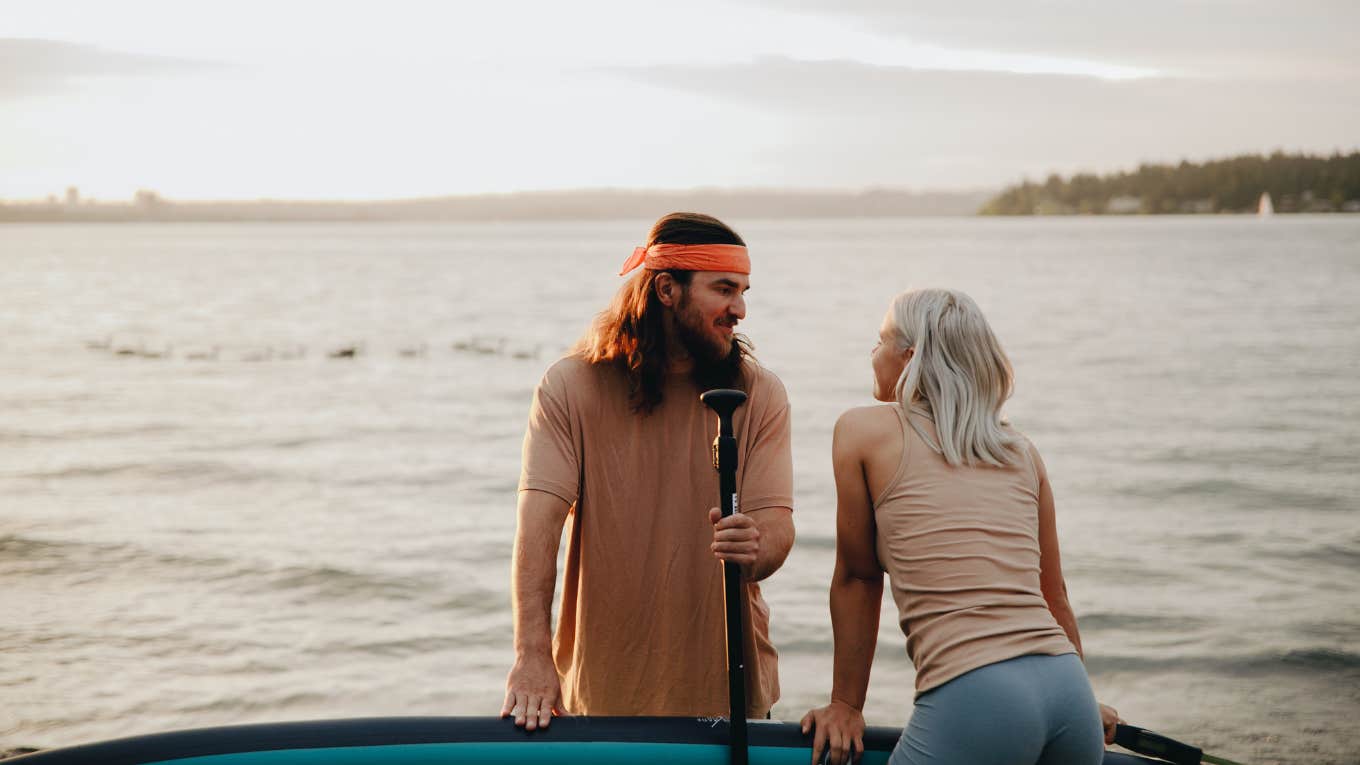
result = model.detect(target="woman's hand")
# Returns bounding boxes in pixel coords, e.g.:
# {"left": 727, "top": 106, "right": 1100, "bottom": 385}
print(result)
{"left": 1099, "top": 702, "right": 1122, "bottom": 745}
{"left": 800, "top": 700, "right": 865, "bottom": 765}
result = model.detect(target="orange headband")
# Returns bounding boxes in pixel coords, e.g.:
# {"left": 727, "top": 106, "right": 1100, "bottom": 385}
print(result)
{"left": 618, "top": 243, "right": 750, "bottom": 276}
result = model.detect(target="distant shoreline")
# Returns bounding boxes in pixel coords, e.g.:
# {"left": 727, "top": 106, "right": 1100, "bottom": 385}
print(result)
{"left": 4, "top": 209, "right": 1355, "bottom": 224}
{"left": 0, "top": 188, "right": 994, "bottom": 223}
{"left": 7, "top": 177, "right": 1359, "bottom": 223}
{"left": 5, "top": 208, "right": 1354, "bottom": 223}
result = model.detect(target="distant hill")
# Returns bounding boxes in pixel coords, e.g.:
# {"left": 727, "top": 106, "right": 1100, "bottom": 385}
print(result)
{"left": 0, "top": 188, "right": 992, "bottom": 223}
{"left": 981, "top": 151, "right": 1360, "bottom": 215}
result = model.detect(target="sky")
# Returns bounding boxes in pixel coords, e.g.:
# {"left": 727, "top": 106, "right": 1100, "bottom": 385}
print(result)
{"left": 2, "top": 0, "right": 1357, "bottom": 200}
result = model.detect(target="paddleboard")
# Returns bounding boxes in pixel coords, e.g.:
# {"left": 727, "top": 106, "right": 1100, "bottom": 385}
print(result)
{"left": 9, "top": 716, "right": 1164, "bottom": 764}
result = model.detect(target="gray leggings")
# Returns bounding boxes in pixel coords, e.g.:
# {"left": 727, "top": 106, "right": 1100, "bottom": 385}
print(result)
{"left": 889, "top": 653, "right": 1104, "bottom": 765}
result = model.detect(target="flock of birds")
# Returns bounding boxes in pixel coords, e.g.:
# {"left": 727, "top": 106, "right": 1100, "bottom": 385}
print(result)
{"left": 81, "top": 336, "right": 542, "bottom": 363}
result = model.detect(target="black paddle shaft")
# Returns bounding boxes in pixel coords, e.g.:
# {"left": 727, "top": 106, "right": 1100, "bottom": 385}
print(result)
{"left": 1114, "top": 724, "right": 1204, "bottom": 765}
{"left": 700, "top": 388, "right": 749, "bottom": 765}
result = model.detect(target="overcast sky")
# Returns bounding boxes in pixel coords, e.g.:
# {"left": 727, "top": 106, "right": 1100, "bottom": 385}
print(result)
{"left": 2, "top": 1, "right": 1356, "bottom": 200}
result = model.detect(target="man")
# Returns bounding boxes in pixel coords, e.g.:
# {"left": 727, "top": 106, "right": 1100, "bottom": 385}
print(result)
{"left": 501, "top": 212, "right": 796, "bottom": 730}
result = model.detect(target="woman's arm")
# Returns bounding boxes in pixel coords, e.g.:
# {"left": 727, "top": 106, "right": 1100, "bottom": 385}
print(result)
{"left": 1034, "top": 449, "right": 1123, "bottom": 741}
{"left": 1033, "top": 446, "right": 1083, "bottom": 656}
{"left": 801, "top": 410, "right": 885, "bottom": 765}
{"left": 828, "top": 412, "right": 886, "bottom": 709}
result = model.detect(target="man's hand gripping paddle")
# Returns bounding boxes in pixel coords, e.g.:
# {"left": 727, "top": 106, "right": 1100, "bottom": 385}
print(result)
{"left": 701, "top": 388, "right": 749, "bottom": 765}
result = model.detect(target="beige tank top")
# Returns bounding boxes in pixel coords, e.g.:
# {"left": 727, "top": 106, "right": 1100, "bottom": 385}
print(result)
{"left": 873, "top": 406, "right": 1076, "bottom": 695}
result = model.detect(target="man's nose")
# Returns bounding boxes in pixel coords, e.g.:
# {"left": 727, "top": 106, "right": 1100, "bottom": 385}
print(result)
{"left": 730, "top": 293, "right": 747, "bottom": 320}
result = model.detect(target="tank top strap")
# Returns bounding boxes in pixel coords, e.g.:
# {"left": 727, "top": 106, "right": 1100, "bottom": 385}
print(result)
{"left": 1016, "top": 433, "right": 1041, "bottom": 495}
{"left": 873, "top": 404, "right": 913, "bottom": 509}
{"left": 905, "top": 404, "right": 942, "bottom": 455}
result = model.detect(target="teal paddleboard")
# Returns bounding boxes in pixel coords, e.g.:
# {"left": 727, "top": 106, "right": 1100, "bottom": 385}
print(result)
{"left": 9, "top": 716, "right": 1162, "bottom": 764}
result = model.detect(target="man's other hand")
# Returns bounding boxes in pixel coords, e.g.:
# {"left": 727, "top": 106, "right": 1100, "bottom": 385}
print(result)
{"left": 501, "top": 652, "right": 565, "bottom": 730}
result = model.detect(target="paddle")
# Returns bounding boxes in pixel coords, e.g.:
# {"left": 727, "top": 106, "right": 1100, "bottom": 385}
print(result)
{"left": 701, "top": 388, "right": 750, "bottom": 765}
{"left": 1114, "top": 724, "right": 1250, "bottom": 765}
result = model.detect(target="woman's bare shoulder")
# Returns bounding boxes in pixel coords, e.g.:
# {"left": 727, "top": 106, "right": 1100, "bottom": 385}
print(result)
{"left": 834, "top": 404, "right": 901, "bottom": 447}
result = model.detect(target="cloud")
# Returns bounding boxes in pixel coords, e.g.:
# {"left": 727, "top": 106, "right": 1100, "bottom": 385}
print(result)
{"left": 0, "top": 38, "right": 216, "bottom": 100}
{"left": 741, "top": 1, "right": 1360, "bottom": 79}
{"left": 607, "top": 57, "right": 1360, "bottom": 187}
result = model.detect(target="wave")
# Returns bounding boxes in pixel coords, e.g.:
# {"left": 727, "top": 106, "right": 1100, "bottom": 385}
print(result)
{"left": 1086, "top": 647, "right": 1360, "bottom": 677}
{"left": 0, "top": 423, "right": 182, "bottom": 444}
{"left": 1276, "top": 648, "right": 1360, "bottom": 671}
{"left": 1078, "top": 612, "right": 1209, "bottom": 633}
{"left": 434, "top": 588, "right": 506, "bottom": 612}
{"left": 2, "top": 533, "right": 477, "bottom": 618}
{"left": 178, "top": 423, "right": 474, "bottom": 457}
{"left": 1, "top": 533, "right": 66, "bottom": 558}
{"left": 1264, "top": 541, "right": 1360, "bottom": 569}
{"left": 180, "top": 435, "right": 340, "bottom": 453}
{"left": 334, "top": 467, "right": 480, "bottom": 489}
{"left": 330, "top": 634, "right": 472, "bottom": 659}
{"left": 9, "top": 460, "right": 279, "bottom": 485}
{"left": 0, "top": 533, "right": 238, "bottom": 578}
{"left": 1118, "top": 477, "right": 1356, "bottom": 513}
{"left": 1293, "top": 620, "right": 1360, "bottom": 641}
{"left": 1181, "top": 532, "right": 1246, "bottom": 545}
{"left": 170, "top": 692, "right": 332, "bottom": 716}
{"left": 1141, "top": 441, "right": 1359, "bottom": 473}
{"left": 0, "top": 393, "right": 98, "bottom": 408}
{"left": 248, "top": 563, "right": 444, "bottom": 604}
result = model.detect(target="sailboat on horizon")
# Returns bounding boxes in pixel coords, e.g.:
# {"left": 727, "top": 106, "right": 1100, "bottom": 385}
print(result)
{"left": 1258, "top": 191, "right": 1274, "bottom": 217}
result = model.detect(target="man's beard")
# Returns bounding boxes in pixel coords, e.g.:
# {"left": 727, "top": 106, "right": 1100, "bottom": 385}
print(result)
{"left": 674, "top": 300, "right": 745, "bottom": 391}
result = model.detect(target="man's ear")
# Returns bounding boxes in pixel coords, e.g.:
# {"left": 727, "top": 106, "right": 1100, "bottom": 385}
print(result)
{"left": 654, "top": 273, "right": 679, "bottom": 307}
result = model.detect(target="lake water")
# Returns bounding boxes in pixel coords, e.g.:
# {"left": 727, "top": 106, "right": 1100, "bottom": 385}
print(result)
{"left": 2, "top": 216, "right": 1358, "bottom": 764}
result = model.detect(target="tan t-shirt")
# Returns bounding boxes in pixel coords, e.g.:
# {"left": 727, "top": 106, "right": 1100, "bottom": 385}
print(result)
{"left": 519, "top": 355, "right": 793, "bottom": 716}
{"left": 874, "top": 406, "right": 1076, "bottom": 695}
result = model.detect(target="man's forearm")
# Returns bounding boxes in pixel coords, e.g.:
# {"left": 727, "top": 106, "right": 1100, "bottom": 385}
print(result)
{"left": 512, "top": 558, "right": 554, "bottom": 656}
{"left": 511, "top": 491, "right": 570, "bottom": 655}
{"left": 747, "top": 506, "right": 794, "bottom": 582}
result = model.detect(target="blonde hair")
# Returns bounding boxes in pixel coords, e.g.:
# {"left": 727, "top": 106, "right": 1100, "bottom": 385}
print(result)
{"left": 887, "top": 289, "right": 1022, "bottom": 467}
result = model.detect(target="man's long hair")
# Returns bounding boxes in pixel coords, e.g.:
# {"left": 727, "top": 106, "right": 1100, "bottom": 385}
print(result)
{"left": 575, "top": 212, "right": 752, "bottom": 414}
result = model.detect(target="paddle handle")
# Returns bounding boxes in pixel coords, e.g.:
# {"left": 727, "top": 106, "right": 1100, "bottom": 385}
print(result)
{"left": 1114, "top": 724, "right": 1203, "bottom": 765}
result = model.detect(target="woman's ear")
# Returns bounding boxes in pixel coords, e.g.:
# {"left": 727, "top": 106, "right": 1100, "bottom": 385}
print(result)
{"left": 654, "top": 272, "right": 678, "bottom": 307}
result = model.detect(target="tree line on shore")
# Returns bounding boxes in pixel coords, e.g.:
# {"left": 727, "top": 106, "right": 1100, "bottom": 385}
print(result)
{"left": 980, "top": 151, "right": 1360, "bottom": 215}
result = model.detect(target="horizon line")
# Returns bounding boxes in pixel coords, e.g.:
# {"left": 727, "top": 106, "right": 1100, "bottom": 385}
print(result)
{"left": 1, "top": 185, "right": 998, "bottom": 206}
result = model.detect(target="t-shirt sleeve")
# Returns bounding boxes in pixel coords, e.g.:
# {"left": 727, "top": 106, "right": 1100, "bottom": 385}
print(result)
{"left": 739, "top": 373, "right": 794, "bottom": 513}
{"left": 518, "top": 367, "right": 581, "bottom": 505}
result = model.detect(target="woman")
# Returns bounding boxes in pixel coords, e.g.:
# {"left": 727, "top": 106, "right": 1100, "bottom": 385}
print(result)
{"left": 801, "top": 289, "right": 1118, "bottom": 765}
